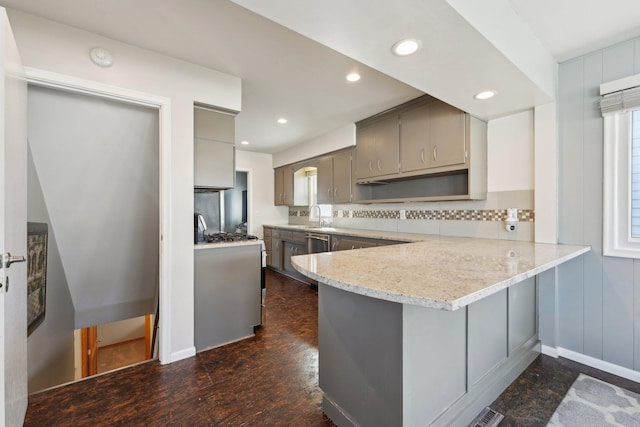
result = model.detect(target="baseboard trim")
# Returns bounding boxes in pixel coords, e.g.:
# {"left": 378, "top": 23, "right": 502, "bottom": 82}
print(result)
{"left": 541, "top": 344, "right": 559, "bottom": 358}
{"left": 167, "top": 346, "right": 196, "bottom": 363}
{"left": 542, "top": 345, "right": 640, "bottom": 383}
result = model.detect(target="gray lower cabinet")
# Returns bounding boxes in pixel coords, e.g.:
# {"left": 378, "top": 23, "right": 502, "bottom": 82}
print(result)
{"left": 331, "top": 235, "right": 406, "bottom": 251}
{"left": 319, "top": 276, "right": 538, "bottom": 427}
{"left": 194, "top": 244, "right": 262, "bottom": 352}
{"left": 332, "top": 236, "right": 376, "bottom": 251}
{"left": 270, "top": 239, "right": 283, "bottom": 270}
{"left": 265, "top": 227, "right": 309, "bottom": 281}
{"left": 283, "top": 241, "right": 307, "bottom": 280}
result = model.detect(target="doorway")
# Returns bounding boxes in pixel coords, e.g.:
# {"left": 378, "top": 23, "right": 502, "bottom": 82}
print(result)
{"left": 79, "top": 315, "right": 154, "bottom": 377}
{"left": 25, "top": 82, "right": 163, "bottom": 392}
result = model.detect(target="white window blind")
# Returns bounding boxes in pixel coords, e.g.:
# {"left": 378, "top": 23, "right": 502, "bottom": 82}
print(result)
{"left": 600, "top": 86, "right": 640, "bottom": 115}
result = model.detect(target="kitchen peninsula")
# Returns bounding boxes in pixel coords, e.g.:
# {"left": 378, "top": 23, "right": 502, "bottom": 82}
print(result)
{"left": 291, "top": 236, "right": 589, "bottom": 427}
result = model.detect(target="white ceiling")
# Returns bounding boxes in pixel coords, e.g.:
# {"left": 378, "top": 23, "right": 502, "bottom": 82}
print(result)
{"left": 1, "top": 0, "right": 639, "bottom": 154}
{"left": 509, "top": 0, "right": 640, "bottom": 62}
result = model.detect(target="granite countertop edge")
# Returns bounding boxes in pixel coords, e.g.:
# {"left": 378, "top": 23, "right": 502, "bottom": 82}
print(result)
{"left": 291, "top": 239, "right": 590, "bottom": 311}
{"left": 194, "top": 240, "right": 264, "bottom": 250}
{"left": 263, "top": 223, "right": 429, "bottom": 242}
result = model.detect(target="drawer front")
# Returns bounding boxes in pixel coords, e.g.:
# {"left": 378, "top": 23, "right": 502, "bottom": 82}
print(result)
{"left": 272, "top": 229, "right": 281, "bottom": 239}
{"left": 279, "top": 230, "right": 293, "bottom": 241}
{"left": 263, "top": 227, "right": 272, "bottom": 237}
{"left": 292, "top": 231, "right": 306, "bottom": 244}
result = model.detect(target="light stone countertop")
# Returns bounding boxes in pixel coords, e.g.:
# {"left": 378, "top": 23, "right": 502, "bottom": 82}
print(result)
{"left": 291, "top": 235, "right": 589, "bottom": 311}
{"left": 263, "top": 224, "right": 428, "bottom": 242}
{"left": 194, "top": 240, "right": 264, "bottom": 250}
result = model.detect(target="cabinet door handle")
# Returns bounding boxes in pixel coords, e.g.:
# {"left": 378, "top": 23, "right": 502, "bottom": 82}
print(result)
{"left": 377, "top": 159, "right": 381, "bottom": 170}
{"left": 433, "top": 146, "right": 437, "bottom": 161}
{"left": 420, "top": 149, "right": 425, "bottom": 163}
{"left": 368, "top": 160, "right": 372, "bottom": 171}
{"left": 328, "top": 188, "right": 332, "bottom": 194}
{"left": 334, "top": 188, "right": 338, "bottom": 197}
{"left": 351, "top": 245, "right": 355, "bottom": 250}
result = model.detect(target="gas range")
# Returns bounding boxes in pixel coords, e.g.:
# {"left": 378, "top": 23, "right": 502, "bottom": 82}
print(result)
{"left": 204, "top": 232, "right": 259, "bottom": 244}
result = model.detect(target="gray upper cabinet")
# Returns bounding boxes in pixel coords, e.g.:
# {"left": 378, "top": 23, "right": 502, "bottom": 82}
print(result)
{"left": 332, "top": 149, "right": 352, "bottom": 203}
{"left": 274, "top": 165, "right": 294, "bottom": 206}
{"left": 399, "top": 104, "right": 430, "bottom": 173}
{"left": 316, "top": 155, "right": 334, "bottom": 204}
{"left": 356, "top": 115, "right": 399, "bottom": 180}
{"left": 353, "top": 95, "right": 486, "bottom": 202}
{"left": 194, "top": 106, "right": 236, "bottom": 189}
{"left": 317, "top": 149, "right": 353, "bottom": 204}
{"left": 400, "top": 100, "right": 466, "bottom": 174}
{"left": 428, "top": 100, "right": 466, "bottom": 169}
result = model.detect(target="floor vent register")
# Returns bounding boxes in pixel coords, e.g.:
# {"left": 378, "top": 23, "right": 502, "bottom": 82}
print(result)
{"left": 469, "top": 406, "right": 504, "bottom": 427}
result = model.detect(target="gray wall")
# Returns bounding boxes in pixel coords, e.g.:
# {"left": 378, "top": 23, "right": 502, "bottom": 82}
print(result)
{"left": 554, "top": 36, "right": 640, "bottom": 371}
{"left": 28, "top": 85, "right": 159, "bottom": 329}
{"left": 27, "top": 145, "right": 76, "bottom": 392}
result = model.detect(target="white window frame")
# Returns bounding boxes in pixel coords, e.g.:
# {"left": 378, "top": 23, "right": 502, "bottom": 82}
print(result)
{"left": 603, "top": 110, "right": 638, "bottom": 257}
{"left": 601, "top": 73, "right": 640, "bottom": 258}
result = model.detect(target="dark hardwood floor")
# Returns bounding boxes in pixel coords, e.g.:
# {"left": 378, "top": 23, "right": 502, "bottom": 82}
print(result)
{"left": 25, "top": 269, "right": 640, "bottom": 426}
{"left": 25, "top": 270, "right": 334, "bottom": 426}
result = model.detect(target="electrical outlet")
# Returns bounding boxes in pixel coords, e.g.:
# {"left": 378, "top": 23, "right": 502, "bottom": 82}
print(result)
{"left": 399, "top": 209, "right": 406, "bottom": 220}
{"left": 337, "top": 210, "right": 343, "bottom": 218}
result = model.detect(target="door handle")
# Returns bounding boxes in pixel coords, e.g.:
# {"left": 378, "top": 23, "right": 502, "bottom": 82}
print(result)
{"left": 2, "top": 252, "right": 26, "bottom": 269}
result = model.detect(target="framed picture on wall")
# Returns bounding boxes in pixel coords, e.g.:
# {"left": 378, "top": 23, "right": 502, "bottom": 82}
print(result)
{"left": 27, "top": 222, "right": 48, "bottom": 336}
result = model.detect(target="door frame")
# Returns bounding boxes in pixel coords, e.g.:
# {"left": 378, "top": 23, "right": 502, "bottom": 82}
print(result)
{"left": 24, "top": 67, "right": 173, "bottom": 363}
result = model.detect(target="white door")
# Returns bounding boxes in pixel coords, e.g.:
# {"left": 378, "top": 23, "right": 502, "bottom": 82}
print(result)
{"left": 0, "top": 8, "right": 28, "bottom": 427}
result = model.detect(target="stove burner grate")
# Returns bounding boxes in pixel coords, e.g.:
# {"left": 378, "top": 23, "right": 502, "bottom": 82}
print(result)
{"left": 204, "top": 232, "right": 259, "bottom": 243}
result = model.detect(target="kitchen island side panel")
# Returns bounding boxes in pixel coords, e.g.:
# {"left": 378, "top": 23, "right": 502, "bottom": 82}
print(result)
{"left": 318, "top": 277, "right": 539, "bottom": 427}
{"left": 402, "top": 304, "right": 466, "bottom": 427}
{"left": 319, "top": 284, "right": 403, "bottom": 427}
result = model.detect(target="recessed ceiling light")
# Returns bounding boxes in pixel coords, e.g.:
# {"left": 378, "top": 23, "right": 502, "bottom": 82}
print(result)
{"left": 277, "top": 118, "right": 287, "bottom": 124}
{"left": 474, "top": 90, "right": 496, "bottom": 100}
{"left": 346, "top": 72, "right": 361, "bottom": 82}
{"left": 240, "top": 140, "right": 250, "bottom": 145}
{"left": 391, "top": 39, "right": 421, "bottom": 56}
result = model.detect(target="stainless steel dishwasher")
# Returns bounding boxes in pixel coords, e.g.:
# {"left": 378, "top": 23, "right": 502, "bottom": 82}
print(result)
{"left": 306, "top": 232, "right": 331, "bottom": 253}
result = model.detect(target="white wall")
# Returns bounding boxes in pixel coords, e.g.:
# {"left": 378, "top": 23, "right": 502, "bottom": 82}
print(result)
{"left": 273, "top": 123, "right": 355, "bottom": 167}
{"left": 97, "top": 316, "right": 146, "bottom": 347}
{"left": 7, "top": 10, "right": 241, "bottom": 362}
{"left": 236, "top": 150, "right": 288, "bottom": 235}
{"left": 487, "top": 110, "right": 534, "bottom": 192}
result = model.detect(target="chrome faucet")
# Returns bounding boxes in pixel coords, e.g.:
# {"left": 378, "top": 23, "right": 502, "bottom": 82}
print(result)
{"left": 310, "top": 204, "right": 322, "bottom": 227}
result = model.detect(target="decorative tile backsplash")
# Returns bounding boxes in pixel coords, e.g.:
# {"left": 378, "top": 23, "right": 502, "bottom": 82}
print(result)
{"left": 290, "top": 208, "right": 534, "bottom": 222}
